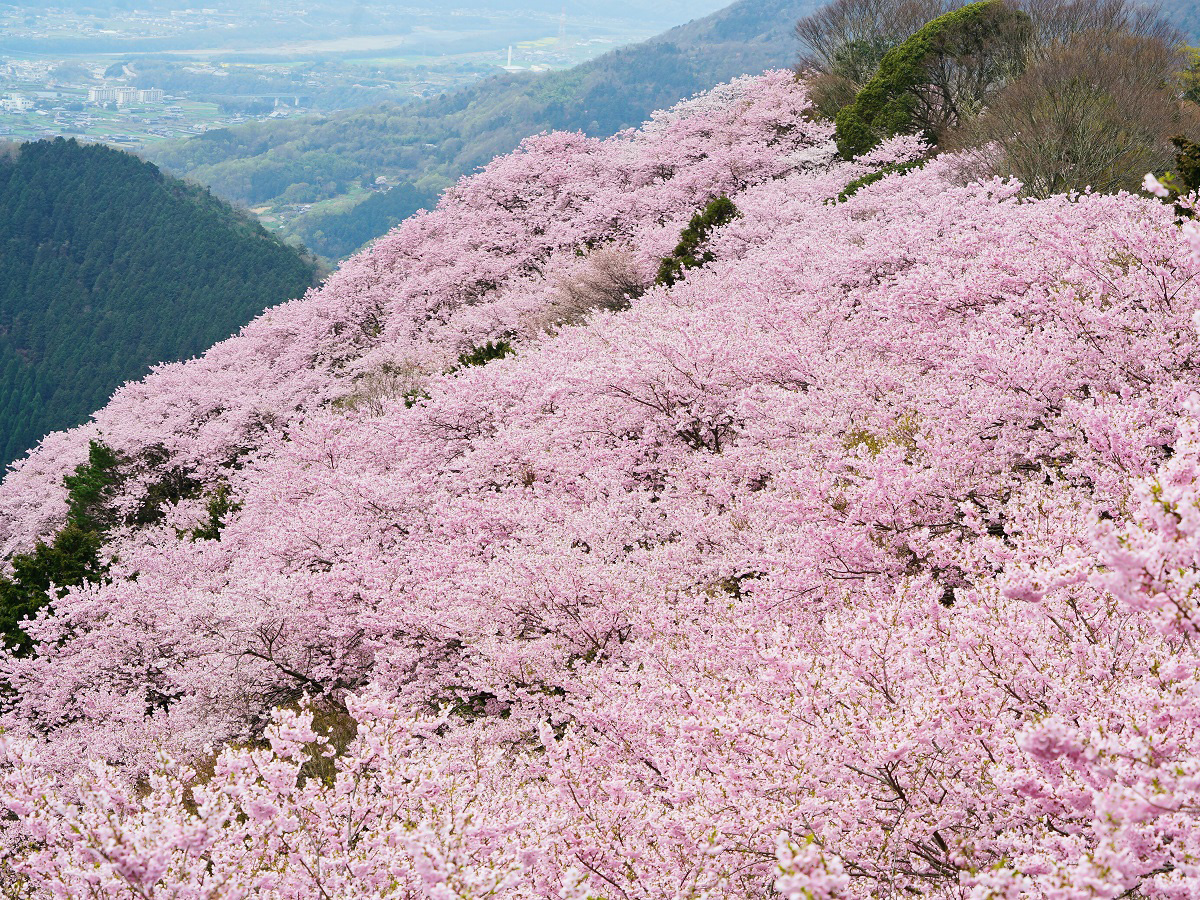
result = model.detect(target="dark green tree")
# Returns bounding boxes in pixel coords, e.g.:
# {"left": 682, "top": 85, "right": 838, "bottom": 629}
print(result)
{"left": 1170, "top": 135, "right": 1200, "bottom": 195}
{"left": 190, "top": 483, "right": 239, "bottom": 542}
{"left": 656, "top": 196, "right": 741, "bottom": 287}
{"left": 0, "top": 440, "right": 123, "bottom": 654}
{"left": 1145, "top": 135, "right": 1200, "bottom": 215}
{"left": 457, "top": 340, "right": 515, "bottom": 369}
{"left": 62, "top": 440, "right": 122, "bottom": 531}
{"left": 834, "top": 0, "right": 1033, "bottom": 158}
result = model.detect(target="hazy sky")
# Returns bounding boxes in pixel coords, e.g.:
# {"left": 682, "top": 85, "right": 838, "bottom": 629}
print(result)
{"left": 9, "top": 1, "right": 734, "bottom": 25}
{"left": 480, "top": 0, "right": 733, "bottom": 20}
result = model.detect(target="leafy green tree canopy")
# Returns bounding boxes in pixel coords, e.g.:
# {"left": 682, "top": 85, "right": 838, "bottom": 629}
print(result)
{"left": 834, "top": 0, "right": 1033, "bottom": 158}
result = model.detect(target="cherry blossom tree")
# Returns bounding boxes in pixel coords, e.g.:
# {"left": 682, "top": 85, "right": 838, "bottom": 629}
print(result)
{"left": 0, "top": 70, "right": 1198, "bottom": 898}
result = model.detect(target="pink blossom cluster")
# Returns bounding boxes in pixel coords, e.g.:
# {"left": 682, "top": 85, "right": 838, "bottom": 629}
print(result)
{"left": 0, "top": 71, "right": 1199, "bottom": 897}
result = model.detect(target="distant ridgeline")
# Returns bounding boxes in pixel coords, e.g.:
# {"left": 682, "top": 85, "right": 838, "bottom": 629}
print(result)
{"left": 1162, "top": 0, "right": 1200, "bottom": 39}
{"left": 0, "top": 138, "right": 319, "bottom": 469}
{"left": 148, "top": 0, "right": 823, "bottom": 260}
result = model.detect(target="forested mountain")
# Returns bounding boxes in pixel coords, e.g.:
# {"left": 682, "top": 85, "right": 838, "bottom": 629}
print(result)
{"left": 148, "top": 0, "right": 822, "bottom": 259}
{"left": 0, "top": 138, "right": 319, "bottom": 469}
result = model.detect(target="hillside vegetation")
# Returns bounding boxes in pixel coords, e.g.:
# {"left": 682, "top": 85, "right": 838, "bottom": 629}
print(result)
{"left": 0, "top": 138, "right": 320, "bottom": 469}
{"left": 797, "top": 0, "right": 1197, "bottom": 197}
{"left": 0, "top": 62, "right": 1200, "bottom": 896}
{"left": 147, "top": 0, "right": 821, "bottom": 259}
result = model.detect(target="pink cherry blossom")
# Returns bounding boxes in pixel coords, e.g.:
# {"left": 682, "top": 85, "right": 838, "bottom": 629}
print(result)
{"left": 0, "top": 71, "right": 1198, "bottom": 898}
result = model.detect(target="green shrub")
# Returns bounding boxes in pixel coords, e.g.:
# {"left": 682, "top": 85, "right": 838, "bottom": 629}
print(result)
{"left": 656, "top": 196, "right": 741, "bottom": 287}
{"left": 836, "top": 159, "right": 928, "bottom": 202}
{"left": 457, "top": 340, "right": 514, "bottom": 369}
{"left": 1146, "top": 135, "right": 1200, "bottom": 216}
{"left": 0, "top": 441, "right": 122, "bottom": 653}
{"left": 1172, "top": 136, "right": 1200, "bottom": 193}
{"left": 190, "top": 483, "right": 239, "bottom": 542}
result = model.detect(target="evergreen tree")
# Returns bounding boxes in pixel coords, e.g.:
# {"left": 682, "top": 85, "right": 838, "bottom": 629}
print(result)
{"left": 0, "top": 440, "right": 121, "bottom": 653}
{"left": 656, "top": 196, "right": 741, "bottom": 287}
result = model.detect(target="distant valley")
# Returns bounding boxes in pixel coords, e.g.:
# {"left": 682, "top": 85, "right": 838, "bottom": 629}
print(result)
{"left": 146, "top": 0, "right": 822, "bottom": 260}
{"left": 0, "top": 1, "right": 725, "bottom": 155}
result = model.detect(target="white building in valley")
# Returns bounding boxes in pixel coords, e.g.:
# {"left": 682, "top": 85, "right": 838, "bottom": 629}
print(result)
{"left": 0, "top": 94, "right": 33, "bottom": 112}
{"left": 86, "top": 86, "right": 164, "bottom": 105}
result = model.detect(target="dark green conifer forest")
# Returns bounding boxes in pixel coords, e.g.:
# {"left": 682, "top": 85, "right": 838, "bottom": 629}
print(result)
{"left": 0, "top": 138, "right": 320, "bottom": 469}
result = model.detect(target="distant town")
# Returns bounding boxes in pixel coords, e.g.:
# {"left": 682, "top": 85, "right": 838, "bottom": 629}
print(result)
{"left": 1, "top": 58, "right": 223, "bottom": 146}
{"left": 0, "top": 3, "right": 655, "bottom": 151}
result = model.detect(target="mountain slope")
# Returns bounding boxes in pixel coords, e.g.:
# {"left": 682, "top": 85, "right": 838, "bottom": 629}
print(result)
{"left": 148, "top": 0, "right": 821, "bottom": 259}
{"left": 1161, "top": 0, "right": 1200, "bottom": 41}
{"left": 0, "top": 138, "right": 320, "bottom": 469}
{"left": 1, "top": 73, "right": 1200, "bottom": 897}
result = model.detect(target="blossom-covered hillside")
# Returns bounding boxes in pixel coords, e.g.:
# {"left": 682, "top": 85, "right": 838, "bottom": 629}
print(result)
{"left": 2, "top": 71, "right": 1200, "bottom": 898}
